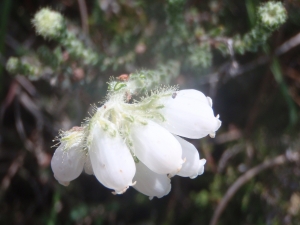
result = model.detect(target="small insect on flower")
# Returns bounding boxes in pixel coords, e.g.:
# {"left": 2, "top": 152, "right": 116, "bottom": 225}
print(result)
{"left": 172, "top": 92, "right": 177, "bottom": 99}
{"left": 117, "top": 74, "right": 129, "bottom": 81}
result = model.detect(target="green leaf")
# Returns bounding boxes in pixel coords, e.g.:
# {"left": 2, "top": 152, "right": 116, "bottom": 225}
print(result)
{"left": 270, "top": 58, "right": 298, "bottom": 127}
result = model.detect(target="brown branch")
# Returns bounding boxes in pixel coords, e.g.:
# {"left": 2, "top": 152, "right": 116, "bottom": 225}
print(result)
{"left": 231, "top": 32, "right": 300, "bottom": 77}
{"left": 14, "top": 94, "right": 35, "bottom": 151}
{"left": 201, "top": 140, "right": 217, "bottom": 173}
{"left": 15, "top": 92, "right": 49, "bottom": 167}
{"left": 214, "top": 128, "right": 242, "bottom": 145}
{"left": 217, "top": 144, "right": 244, "bottom": 173}
{"left": 0, "top": 152, "right": 26, "bottom": 200}
{"left": 275, "top": 32, "right": 300, "bottom": 56}
{"left": 209, "top": 151, "right": 300, "bottom": 225}
{"left": 199, "top": 32, "right": 300, "bottom": 85}
{"left": 77, "top": 0, "right": 89, "bottom": 34}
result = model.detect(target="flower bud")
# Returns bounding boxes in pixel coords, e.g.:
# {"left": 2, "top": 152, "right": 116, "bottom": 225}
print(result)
{"left": 32, "top": 8, "right": 65, "bottom": 39}
{"left": 258, "top": 1, "right": 287, "bottom": 29}
{"left": 6, "top": 57, "right": 20, "bottom": 74}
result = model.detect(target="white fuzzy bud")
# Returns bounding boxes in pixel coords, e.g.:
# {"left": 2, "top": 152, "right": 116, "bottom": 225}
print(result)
{"left": 6, "top": 57, "right": 19, "bottom": 74}
{"left": 258, "top": 1, "right": 287, "bottom": 29}
{"left": 32, "top": 8, "right": 65, "bottom": 39}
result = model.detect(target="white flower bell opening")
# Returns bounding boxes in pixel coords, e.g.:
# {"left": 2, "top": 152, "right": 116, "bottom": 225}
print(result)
{"left": 131, "top": 120, "right": 184, "bottom": 175}
{"left": 89, "top": 122, "right": 136, "bottom": 194}
{"left": 133, "top": 161, "right": 171, "bottom": 199}
{"left": 158, "top": 89, "right": 221, "bottom": 139}
{"left": 51, "top": 75, "right": 221, "bottom": 199}
{"left": 51, "top": 128, "right": 86, "bottom": 186}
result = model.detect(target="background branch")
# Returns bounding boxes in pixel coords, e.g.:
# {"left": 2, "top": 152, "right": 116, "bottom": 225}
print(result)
{"left": 209, "top": 151, "right": 300, "bottom": 225}
{"left": 77, "top": 0, "right": 89, "bottom": 34}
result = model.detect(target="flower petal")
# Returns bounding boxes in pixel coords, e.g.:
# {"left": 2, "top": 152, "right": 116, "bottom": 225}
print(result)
{"left": 159, "top": 89, "right": 221, "bottom": 139}
{"left": 51, "top": 142, "right": 85, "bottom": 183}
{"left": 173, "top": 136, "right": 206, "bottom": 179}
{"left": 89, "top": 123, "right": 136, "bottom": 194}
{"left": 197, "top": 160, "right": 206, "bottom": 176}
{"left": 84, "top": 154, "right": 93, "bottom": 175}
{"left": 133, "top": 161, "right": 171, "bottom": 199}
{"left": 131, "top": 120, "right": 183, "bottom": 174}
{"left": 57, "top": 180, "right": 70, "bottom": 186}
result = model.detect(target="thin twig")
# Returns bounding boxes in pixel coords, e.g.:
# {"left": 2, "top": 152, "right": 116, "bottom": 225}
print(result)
{"left": 200, "top": 32, "right": 300, "bottom": 85}
{"left": 231, "top": 32, "right": 300, "bottom": 77}
{"left": 217, "top": 144, "right": 244, "bottom": 173}
{"left": 275, "top": 32, "right": 300, "bottom": 56}
{"left": 214, "top": 128, "right": 242, "bottom": 145}
{"left": 0, "top": 80, "right": 19, "bottom": 123}
{"left": 15, "top": 91, "right": 48, "bottom": 167}
{"left": 201, "top": 140, "right": 217, "bottom": 173}
{"left": 16, "top": 75, "right": 38, "bottom": 97}
{"left": 77, "top": 0, "right": 89, "bottom": 34}
{"left": 14, "top": 93, "right": 35, "bottom": 151}
{"left": 198, "top": 36, "right": 229, "bottom": 45}
{"left": 19, "top": 91, "right": 43, "bottom": 131}
{"left": 0, "top": 151, "right": 26, "bottom": 200}
{"left": 209, "top": 151, "right": 300, "bottom": 225}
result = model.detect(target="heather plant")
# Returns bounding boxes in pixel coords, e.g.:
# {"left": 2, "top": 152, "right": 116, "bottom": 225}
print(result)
{"left": 2, "top": 1, "right": 300, "bottom": 225}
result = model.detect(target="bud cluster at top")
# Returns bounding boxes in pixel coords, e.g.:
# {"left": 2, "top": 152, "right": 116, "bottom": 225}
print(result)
{"left": 32, "top": 8, "right": 65, "bottom": 39}
{"left": 32, "top": 8, "right": 98, "bottom": 66}
{"left": 258, "top": 1, "right": 287, "bottom": 29}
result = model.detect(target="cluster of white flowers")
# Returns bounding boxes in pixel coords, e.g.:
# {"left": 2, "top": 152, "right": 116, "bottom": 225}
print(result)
{"left": 51, "top": 75, "right": 221, "bottom": 199}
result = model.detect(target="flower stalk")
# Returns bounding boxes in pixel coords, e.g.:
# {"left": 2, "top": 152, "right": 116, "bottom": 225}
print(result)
{"left": 32, "top": 8, "right": 98, "bottom": 65}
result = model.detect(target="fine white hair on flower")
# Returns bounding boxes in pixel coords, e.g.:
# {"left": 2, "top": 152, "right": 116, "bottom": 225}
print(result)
{"left": 51, "top": 83, "right": 221, "bottom": 198}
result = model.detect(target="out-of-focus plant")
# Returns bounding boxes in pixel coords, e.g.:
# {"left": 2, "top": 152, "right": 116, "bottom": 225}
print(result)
{"left": 32, "top": 8, "right": 98, "bottom": 65}
{"left": 6, "top": 1, "right": 287, "bottom": 81}
{"left": 233, "top": 1, "right": 287, "bottom": 54}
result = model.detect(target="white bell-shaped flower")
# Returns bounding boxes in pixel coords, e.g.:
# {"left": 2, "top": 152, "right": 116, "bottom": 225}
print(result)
{"left": 159, "top": 89, "right": 221, "bottom": 139}
{"left": 51, "top": 142, "right": 85, "bottom": 186}
{"left": 173, "top": 136, "right": 206, "bottom": 179}
{"left": 133, "top": 161, "right": 171, "bottom": 199}
{"left": 89, "top": 123, "right": 136, "bottom": 194}
{"left": 131, "top": 120, "right": 184, "bottom": 175}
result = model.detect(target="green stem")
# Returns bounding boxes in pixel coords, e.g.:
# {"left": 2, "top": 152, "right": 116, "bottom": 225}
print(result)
{"left": 47, "top": 191, "right": 60, "bottom": 225}
{"left": 270, "top": 57, "right": 298, "bottom": 127}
